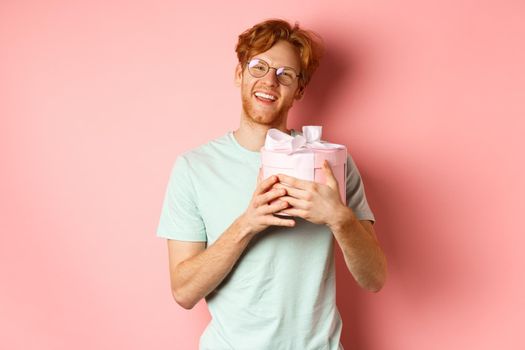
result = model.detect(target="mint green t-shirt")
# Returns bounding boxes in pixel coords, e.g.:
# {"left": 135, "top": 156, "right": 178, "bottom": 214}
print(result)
{"left": 156, "top": 130, "right": 375, "bottom": 350}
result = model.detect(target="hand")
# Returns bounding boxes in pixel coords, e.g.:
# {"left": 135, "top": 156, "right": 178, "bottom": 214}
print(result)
{"left": 273, "top": 160, "right": 347, "bottom": 226}
{"left": 237, "top": 169, "right": 295, "bottom": 237}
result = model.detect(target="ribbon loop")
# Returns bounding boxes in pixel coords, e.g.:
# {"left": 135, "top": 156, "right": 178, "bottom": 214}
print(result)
{"left": 264, "top": 126, "right": 345, "bottom": 154}
{"left": 303, "top": 125, "right": 322, "bottom": 143}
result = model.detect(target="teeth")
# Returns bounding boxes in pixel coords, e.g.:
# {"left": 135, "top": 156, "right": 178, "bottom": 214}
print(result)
{"left": 255, "top": 92, "right": 277, "bottom": 101}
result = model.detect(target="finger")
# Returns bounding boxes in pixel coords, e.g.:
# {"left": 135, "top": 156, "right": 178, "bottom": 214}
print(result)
{"left": 255, "top": 188, "right": 286, "bottom": 207}
{"left": 255, "top": 175, "right": 279, "bottom": 196}
{"left": 279, "top": 208, "right": 307, "bottom": 218}
{"left": 279, "top": 195, "right": 309, "bottom": 210}
{"left": 276, "top": 173, "right": 314, "bottom": 191}
{"left": 264, "top": 215, "right": 296, "bottom": 227}
{"left": 258, "top": 198, "right": 289, "bottom": 215}
{"left": 273, "top": 182, "right": 310, "bottom": 200}
{"left": 322, "top": 160, "right": 339, "bottom": 191}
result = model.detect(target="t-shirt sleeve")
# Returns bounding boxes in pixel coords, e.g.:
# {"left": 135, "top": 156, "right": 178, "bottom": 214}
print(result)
{"left": 345, "top": 154, "right": 376, "bottom": 223}
{"left": 156, "top": 155, "right": 207, "bottom": 241}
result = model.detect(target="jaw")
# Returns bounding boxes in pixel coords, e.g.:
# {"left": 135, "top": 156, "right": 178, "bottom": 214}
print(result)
{"left": 241, "top": 96, "right": 288, "bottom": 127}
{"left": 239, "top": 84, "right": 297, "bottom": 127}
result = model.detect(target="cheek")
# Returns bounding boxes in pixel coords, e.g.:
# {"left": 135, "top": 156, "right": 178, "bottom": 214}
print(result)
{"left": 282, "top": 94, "right": 297, "bottom": 106}
{"left": 242, "top": 80, "right": 256, "bottom": 94}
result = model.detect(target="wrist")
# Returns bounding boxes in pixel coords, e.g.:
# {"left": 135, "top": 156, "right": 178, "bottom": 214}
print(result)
{"left": 327, "top": 205, "right": 356, "bottom": 232}
{"left": 233, "top": 215, "right": 255, "bottom": 242}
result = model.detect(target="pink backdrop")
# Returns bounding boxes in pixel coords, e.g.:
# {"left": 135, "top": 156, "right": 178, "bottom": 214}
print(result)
{"left": 1, "top": 1, "right": 524, "bottom": 349}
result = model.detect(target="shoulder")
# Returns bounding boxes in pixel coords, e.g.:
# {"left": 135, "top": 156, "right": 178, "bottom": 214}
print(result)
{"left": 177, "top": 132, "right": 231, "bottom": 165}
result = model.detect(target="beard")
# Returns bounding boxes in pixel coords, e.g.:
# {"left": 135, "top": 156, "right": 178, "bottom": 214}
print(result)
{"left": 241, "top": 92, "right": 292, "bottom": 127}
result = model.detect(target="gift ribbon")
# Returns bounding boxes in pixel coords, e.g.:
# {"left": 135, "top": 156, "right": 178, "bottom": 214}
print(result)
{"left": 264, "top": 126, "right": 345, "bottom": 155}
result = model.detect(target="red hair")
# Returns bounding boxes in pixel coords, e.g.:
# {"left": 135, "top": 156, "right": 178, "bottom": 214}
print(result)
{"left": 235, "top": 19, "right": 325, "bottom": 90}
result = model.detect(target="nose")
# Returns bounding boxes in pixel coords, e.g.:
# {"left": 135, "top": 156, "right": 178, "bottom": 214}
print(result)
{"left": 260, "top": 67, "right": 280, "bottom": 86}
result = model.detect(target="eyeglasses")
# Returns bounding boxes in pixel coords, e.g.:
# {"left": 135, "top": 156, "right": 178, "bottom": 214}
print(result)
{"left": 246, "top": 58, "right": 300, "bottom": 86}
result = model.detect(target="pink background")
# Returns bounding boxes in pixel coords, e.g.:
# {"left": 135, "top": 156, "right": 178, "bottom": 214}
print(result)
{"left": 1, "top": 1, "right": 524, "bottom": 349}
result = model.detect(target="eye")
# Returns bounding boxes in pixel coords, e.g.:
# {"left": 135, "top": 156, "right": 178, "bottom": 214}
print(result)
{"left": 278, "top": 68, "right": 295, "bottom": 78}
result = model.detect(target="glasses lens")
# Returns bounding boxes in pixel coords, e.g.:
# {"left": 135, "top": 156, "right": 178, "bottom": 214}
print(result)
{"left": 247, "top": 58, "right": 298, "bottom": 86}
{"left": 276, "top": 67, "right": 296, "bottom": 86}
{"left": 248, "top": 59, "right": 268, "bottom": 78}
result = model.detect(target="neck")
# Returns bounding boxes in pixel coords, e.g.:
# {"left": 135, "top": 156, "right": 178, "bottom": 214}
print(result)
{"left": 233, "top": 117, "right": 291, "bottom": 152}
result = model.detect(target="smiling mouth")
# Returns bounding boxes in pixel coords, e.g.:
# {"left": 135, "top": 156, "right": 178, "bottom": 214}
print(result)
{"left": 254, "top": 91, "right": 278, "bottom": 104}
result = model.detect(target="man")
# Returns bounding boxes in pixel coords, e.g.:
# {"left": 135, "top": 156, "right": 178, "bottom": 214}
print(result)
{"left": 157, "top": 19, "right": 387, "bottom": 350}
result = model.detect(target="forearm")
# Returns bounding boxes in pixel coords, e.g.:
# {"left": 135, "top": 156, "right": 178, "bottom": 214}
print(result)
{"left": 172, "top": 219, "right": 254, "bottom": 309}
{"left": 329, "top": 207, "right": 387, "bottom": 292}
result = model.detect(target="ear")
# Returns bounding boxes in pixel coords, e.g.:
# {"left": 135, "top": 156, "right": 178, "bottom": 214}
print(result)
{"left": 234, "top": 63, "right": 243, "bottom": 87}
{"left": 295, "top": 86, "right": 305, "bottom": 100}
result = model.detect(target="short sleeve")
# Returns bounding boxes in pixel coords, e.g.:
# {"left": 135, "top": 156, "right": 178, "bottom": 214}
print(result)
{"left": 156, "top": 155, "right": 207, "bottom": 241}
{"left": 345, "top": 154, "right": 376, "bottom": 223}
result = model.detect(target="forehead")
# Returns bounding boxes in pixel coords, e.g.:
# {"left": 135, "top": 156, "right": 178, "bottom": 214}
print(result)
{"left": 252, "top": 40, "right": 301, "bottom": 71}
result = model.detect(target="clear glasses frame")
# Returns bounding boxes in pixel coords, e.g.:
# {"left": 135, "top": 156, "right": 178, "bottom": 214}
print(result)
{"left": 245, "top": 58, "right": 301, "bottom": 86}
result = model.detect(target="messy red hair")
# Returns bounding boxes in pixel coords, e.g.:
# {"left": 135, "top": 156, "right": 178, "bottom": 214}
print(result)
{"left": 235, "top": 19, "right": 324, "bottom": 91}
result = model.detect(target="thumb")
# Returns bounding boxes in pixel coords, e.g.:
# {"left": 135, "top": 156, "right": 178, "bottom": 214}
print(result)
{"left": 323, "top": 160, "right": 339, "bottom": 191}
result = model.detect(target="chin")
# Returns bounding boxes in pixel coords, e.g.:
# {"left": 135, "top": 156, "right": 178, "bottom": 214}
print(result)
{"left": 248, "top": 112, "right": 284, "bottom": 126}
{"left": 244, "top": 106, "right": 289, "bottom": 126}
{"left": 242, "top": 95, "right": 287, "bottom": 126}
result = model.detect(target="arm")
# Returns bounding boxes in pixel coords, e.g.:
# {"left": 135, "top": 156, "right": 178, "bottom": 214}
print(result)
{"left": 274, "top": 160, "right": 387, "bottom": 292}
{"left": 328, "top": 211, "right": 387, "bottom": 292}
{"left": 167, "top": 174, "right": 295, "bottom": 309}
{"left": 168, "top": 219, "right": 253, "bottom": 309}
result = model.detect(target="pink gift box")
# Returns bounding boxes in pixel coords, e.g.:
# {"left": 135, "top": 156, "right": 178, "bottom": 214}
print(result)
{"left": 260, "top": 126, "right": 347, "bottom": 215}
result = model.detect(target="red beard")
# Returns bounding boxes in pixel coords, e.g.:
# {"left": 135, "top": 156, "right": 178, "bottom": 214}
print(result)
{"left": 241, "top": 92, "right": 292, "bottom": 126}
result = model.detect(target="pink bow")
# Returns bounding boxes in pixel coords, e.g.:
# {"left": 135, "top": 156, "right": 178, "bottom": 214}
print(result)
{"left": 264, "top": 126, "right": 345, "bottom": 155}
